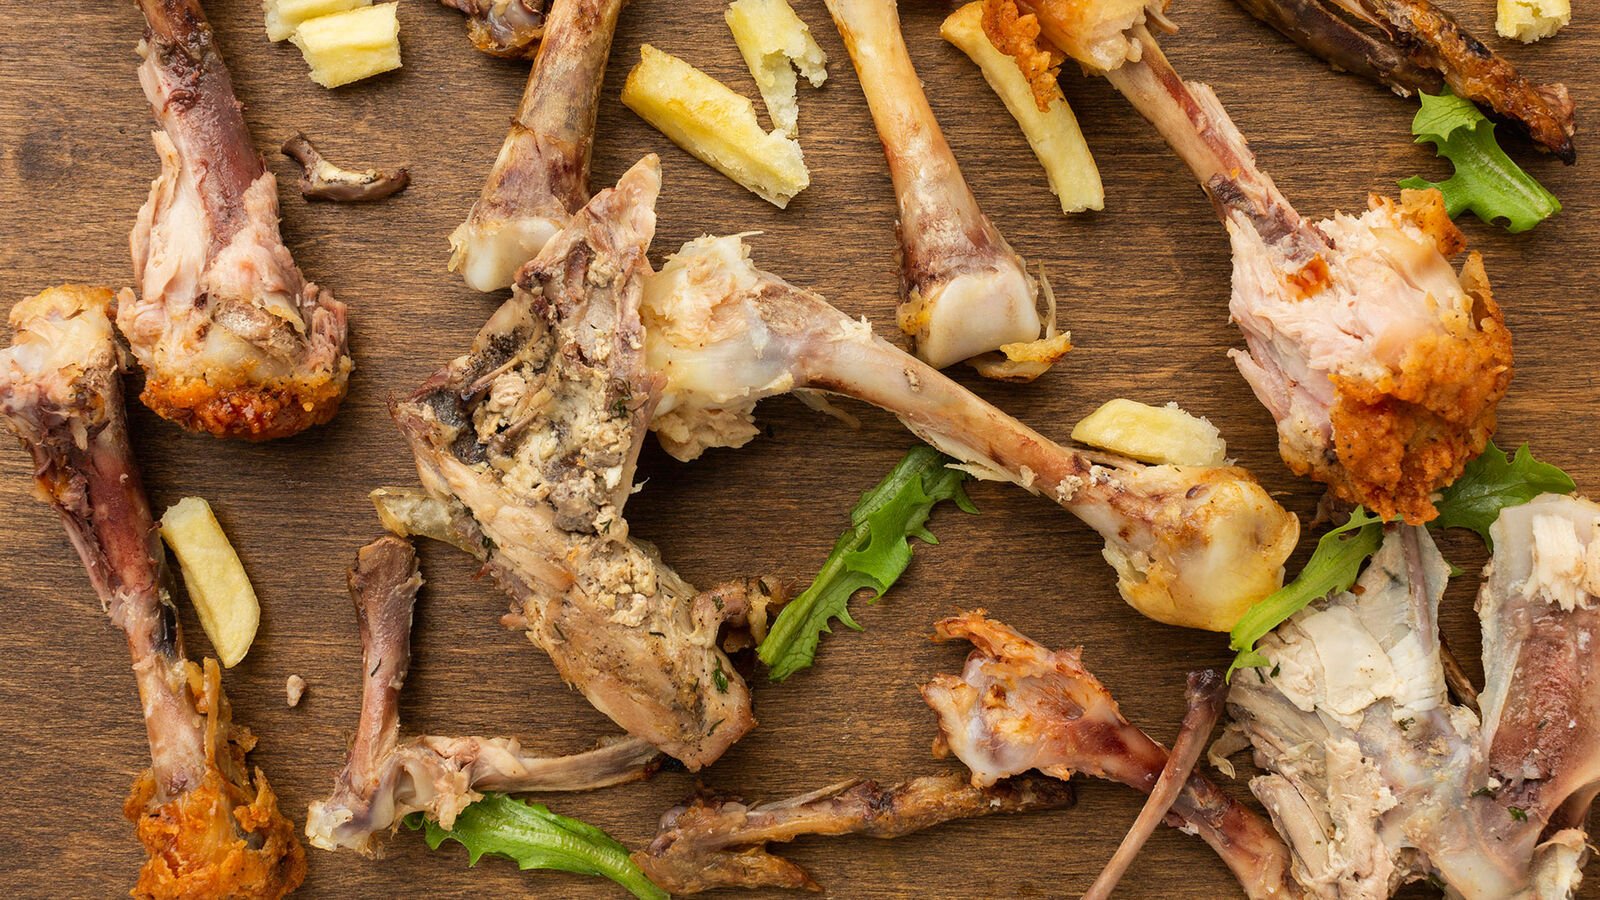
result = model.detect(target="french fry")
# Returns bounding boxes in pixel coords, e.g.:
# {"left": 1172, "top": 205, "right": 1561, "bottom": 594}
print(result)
{"left": 159, "top": 497, "right": 260, "bottom": 667}
{"left": 265, "top": 0, "right": 370, "bottom": 42}
{"left": 622, "top": 44, "right": 810, "bottom": 208}
{"left": 725, "top": 0, "right": 828, "bottom": 137}
{"left": 1072, "top": 399, "right": 1228, "bottom": 467}
{"left": 290, "top": 2, "right": 402, "bottom": 89}
{"left": 941, "top": 2, "right": 1103, "bottom": 213}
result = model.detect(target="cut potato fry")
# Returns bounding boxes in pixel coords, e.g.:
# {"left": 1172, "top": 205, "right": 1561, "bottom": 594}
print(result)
{"left": 725, "top": 0, "right": 828, "bottom": 137}
{"left": 1072, "top": 399, "right": 1227, "bottom": 467}
{"left": 941, "top": 2, "right": 1103, "bottom": 213}
{"left": 622, "top": 43, "right": 809, "bottom": 208}
{"left": 1496, "top": 0, "right": 1569, "bottom": 42}
{"left": 290, "top": 2, "right": 401, "bottom": 89}
{"left": 159, "top": 497, "right": 260, "bottom": 668}
{"left": 265, "top": 0, "right": 370, "bottom": 42}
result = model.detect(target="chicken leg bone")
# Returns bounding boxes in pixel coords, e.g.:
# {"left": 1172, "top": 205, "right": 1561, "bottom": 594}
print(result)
{"left": 121, "top": 0, "right": 351, "bottom": 440}
{"left": 921, "top": 611, "right": 1299, "bottom": 899}
{"left": 989, "top": 4, "right": 1513, "bottom": 524}
{"left": 305, "top": 535, "right": 660, "bottom": 855}
{"left": 643, "top": 233, "right": 1298, "bottom": 632}
{"left": 449, "top": 0, "right": 625, "bottom": 292}
{"left": 394, "top": 156, "right": 758, "bottom": 769}
{"left": 632, "top": 771, "right": 1075, "bottom": 894}
{"left": 825, "top": 0, "right": 1064, "bottom": 378}
{"left": 0, "top": 285, "right": 304, "bottom": 897}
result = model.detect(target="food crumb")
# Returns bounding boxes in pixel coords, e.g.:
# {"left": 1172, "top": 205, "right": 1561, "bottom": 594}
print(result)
{"left": 286, "top": 674, "right": 307, "bottom": 707}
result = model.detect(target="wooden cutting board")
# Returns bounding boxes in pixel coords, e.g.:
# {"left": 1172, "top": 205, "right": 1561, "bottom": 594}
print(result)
{"left": 0, "top": 0, "right": 1594, "bottom": 896}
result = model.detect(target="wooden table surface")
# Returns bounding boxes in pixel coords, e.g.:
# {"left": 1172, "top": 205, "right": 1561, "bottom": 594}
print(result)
{"left": 0, "top": 0, "right": 1594, "bottom": 896}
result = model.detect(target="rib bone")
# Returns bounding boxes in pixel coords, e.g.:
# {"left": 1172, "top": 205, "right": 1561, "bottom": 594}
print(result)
{"left": 0, "top": 285, "right": 304, "bottom": 897}
{"left": 121, "top": 0, "right": 351, "bottom": 440}
{"left": 643, "top": 233, "right": 1298, "bottom": 631}
{"left": 631, "top": 771, "right": 1075, "bottom": 894}
{"left": 920, "top": 611, "right": 1299, "bottom": 899}
{"left": 395, "top": 157, "right": 758, "bottom": 769}
{"left": 992, "top": 4, "right": 1512, "bottom": 524}
{"left": 305, "top": 535, "right": 659, "bottom": 854}
{"left": 825, "top": 0, "right": 1058, "bottom": 376}
{"left": 449, "top": 0, "right": 624, "bottom": 292}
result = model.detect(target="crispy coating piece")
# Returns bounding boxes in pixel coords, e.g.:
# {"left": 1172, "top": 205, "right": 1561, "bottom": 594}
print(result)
{"left": 1316, "top": 192, "right": 1512, "bottom": 524}
{"left": 126, "top": 661, "right": 305, "bottom": 899}
{"left": 981, "top": 0, "right": 1066, "bottom": 110}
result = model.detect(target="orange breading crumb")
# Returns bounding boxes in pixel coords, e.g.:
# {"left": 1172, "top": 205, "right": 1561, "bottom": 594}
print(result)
{"left": 125, "top": 660, "right": 305, "bottom": 900}
{"left": 981, "top": 0, "right": 1065, "bottom": 112}
{"left": 141, "top": 363, "right": 351, "bottom": 441}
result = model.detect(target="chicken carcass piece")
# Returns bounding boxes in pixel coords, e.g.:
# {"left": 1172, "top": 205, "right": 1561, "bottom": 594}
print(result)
{"left": 1228, "top": 0, "right": 1575, "bottom": 162}
{"left": 988, "top": 4, "right": 1513, "bottom": 525}
{"left": 394, "top": 156, "right": 757, "bottom": 769}
{"left": 449, "top": 0, "right": 624, "bottom": 292}
{"left": 823, "top": 0, "right": 1061, "bottom": 379}
{"left": 1480, "top": 495, "right": 1600, "bottom": 862}
{"left": 305, "top": 535, "right": 659, "bottom": 854}
{"left": 644, "top": 233, "right": 1298, "bottom": 632}
{"left": 920, "top": 612, "right": 1298, "bottom": 898}
{"left": 121, "top": 0, "right": 350, "bottom": 440}
{"left": 632, "top": 771, "right": 1075, "bottom": 894}
{"left": 440, "top": 0, "right": 547, "bottom": 58}
{"left": 0, "top": 286, "right": 304, "bottom": 898}
{"left": 1225, "top": 522, "right": 1590, "bottom": 898}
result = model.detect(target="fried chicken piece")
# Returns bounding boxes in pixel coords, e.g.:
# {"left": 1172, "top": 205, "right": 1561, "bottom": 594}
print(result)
{"left": 921, "top": 611, "right": 1299, "bottom": 899}
{"left": 394, "top": 157, "right": 758, "bottom": 769}
{"left": 980, "top": 0, "right": 1066, "bottom": 113}
{"left": 990, "top": 5, "right": 1512, "bottom": 523}
{"left": 1229, "top": 0, "right": 1576, "bottom": 162}
{"left": 0, "top": 286, "right": 303, "bottom": 898}
{"left": 305, "top": 536, "right": 660, "bottom": 854}
{"left": 633, "top": 772, "right": 1075, "bottom": 893}
{"left": 122, "top": 0, "right": 351, "bottom": 440}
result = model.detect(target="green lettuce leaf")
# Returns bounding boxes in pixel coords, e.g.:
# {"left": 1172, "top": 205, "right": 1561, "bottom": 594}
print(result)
{"left": 1399, "top": 90, "right": 1559, "bottom": 233}
{"left": 405, "top": 793, "right": 666, "bottom": 900}
{"left": 757, "top": 445, "right": 975, "bottom": 681}
{"left": 1434, "top": 441, "right": 1576, "bottom": 547}
{"left": 1226, "top": 507, "right": 1385, "bottom": 680}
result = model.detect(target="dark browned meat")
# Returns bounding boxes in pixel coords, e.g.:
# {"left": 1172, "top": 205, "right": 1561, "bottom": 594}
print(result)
{"left": 440, "top": 0, "right": 547, "bottom": 57}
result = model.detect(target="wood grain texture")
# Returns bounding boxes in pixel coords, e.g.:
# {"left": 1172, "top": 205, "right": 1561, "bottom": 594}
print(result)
{"left": 0, "top": 0, "right": 1593, "bottom": 896}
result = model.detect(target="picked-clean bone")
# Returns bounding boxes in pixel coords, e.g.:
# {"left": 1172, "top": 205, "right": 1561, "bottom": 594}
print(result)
{"left": 281, "top": 133, "right": 410, "bottom": 201}
{"left": 989, "top": 3, "right": 1513, "bottom": 524}
{"left": 0, "top": 285, "right": 305, "bottom": 897}
{"left": 440, "top": 0, "right": 546, "bottom": 58}
{"left": 824, "top": 0, "right": 1059, "bottom": 377}
{"left": 643, "top": 233, "right": 1298, "bottom": 631}
{"left": 632, "top": 771, "right": 1075, "bottom": 894}
{"left": 449, "top": 0, "right": 624, "bottom": 292}
{"left": 1083, "top": 669, "right": 1227, "bottom": 900}
{"left": 305, "top": 535, "right": 660, "bottom": 854}
{"left": 921, "top": 611, "right": 1299, "bottom": 899}
{"left": 1225, "top": 518, "right": 1595, "bottom": 897}
{"left": 121, "top": 0, "right": 351, "bottom": 440}
{"left": 395, "top": 157, "right": 761, "bottom": 769}
{"left": 1229, "top": 0, "right": 1576, "bottom": 161}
